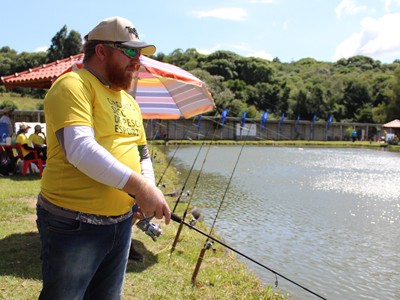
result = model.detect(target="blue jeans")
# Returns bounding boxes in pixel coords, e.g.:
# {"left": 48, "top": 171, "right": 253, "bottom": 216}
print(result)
{"left": 36, "top": 205, "right": 133, "bottom": 300}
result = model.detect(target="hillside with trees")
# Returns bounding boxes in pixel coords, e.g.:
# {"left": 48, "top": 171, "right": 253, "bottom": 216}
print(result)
{"left": 1, "top": 25, "right": 399, "bottom": 124}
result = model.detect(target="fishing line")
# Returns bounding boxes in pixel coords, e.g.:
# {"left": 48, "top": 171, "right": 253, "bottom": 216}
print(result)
{"left": 191, "top": 118, "right": 252, "bottom": 283}
{"left": 155, "top": 120, "right": 192, "bottom": 187}
{"left": 149, "top": 118, "right": 207, "bottom": 188}
{"left": 170, "top": 213, "right": 327, "bottom": 300}
{"left": 171, "top": 120, "right": 216, "bottom": 213}
{"left": 183, "top": 118, "right": 326, "bottom": 299}
{"left": 170, "top": 114, "right": 227, "bottom": 256}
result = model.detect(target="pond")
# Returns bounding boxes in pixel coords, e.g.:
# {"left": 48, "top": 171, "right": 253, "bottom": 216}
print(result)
{"left": 165, "top": 146, "right": 400, "bottom": 300}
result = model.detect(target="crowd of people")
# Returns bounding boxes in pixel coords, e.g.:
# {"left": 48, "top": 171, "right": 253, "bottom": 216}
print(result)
{"left": 0, "top": 108, "right": 47, "bottom": 175}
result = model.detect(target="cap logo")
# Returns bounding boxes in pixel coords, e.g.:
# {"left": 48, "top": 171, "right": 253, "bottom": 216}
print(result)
{"left": 126, "top": 26, "right": 139, "bottom": 39}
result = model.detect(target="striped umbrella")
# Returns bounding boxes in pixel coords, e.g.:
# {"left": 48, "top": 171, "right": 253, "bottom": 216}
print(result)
{"left": 132, "top": 55, "right": 215, "bottom": 119}
{"left": 1, "top": 53, "right": 215, "bottom": 119}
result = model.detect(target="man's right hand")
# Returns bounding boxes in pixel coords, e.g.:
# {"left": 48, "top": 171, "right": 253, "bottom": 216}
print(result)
{"left": 123, "top": 173, "right": 171, "bottom": 225}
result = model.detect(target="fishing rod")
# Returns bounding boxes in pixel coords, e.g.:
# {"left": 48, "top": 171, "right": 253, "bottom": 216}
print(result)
{"left": 134, "top": 202, "right": 327, "bottom": 299}
{"left": 155, "top": 120, "right": 191, "bottom": 187}
{"left": 184, "top": 118, "right": 327, "bottom": 299}
{"left": 171, "top": 118, "right": 215, "bottom": 213}
{"left": 170, "top": 113, "right": 227, "bottom": 255}
{"left": 169, "top": 213, "right": 327, "bottom": 300}
{"left": 136, "top": 118, "right": 327, "bottom": 299}
{"left": 149, "top": 117, "right": 208, "bottom": 189}
{"left": 191, "top": 115, "right": 250, "bottom": 285}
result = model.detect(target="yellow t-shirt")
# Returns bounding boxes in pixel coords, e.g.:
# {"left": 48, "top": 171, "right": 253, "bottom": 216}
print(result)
{"left": 16, "top": 133, "right": 33, "bottom": 157}
{"left": 29, "top": 133, "right": 45, "bottom": 145}
{"left": 41, "top": 68, "right": 146, "bottom": 216}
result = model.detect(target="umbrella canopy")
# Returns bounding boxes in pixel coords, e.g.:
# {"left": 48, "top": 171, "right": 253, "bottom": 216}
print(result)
{"left": 1, "top": 54, "right": 215, "bottom": 119}
{"left": 132, "top": 55, "right": 214, "bottom": 119}
{"left": 383, "top": 119, "right": 400, "bottom": 128}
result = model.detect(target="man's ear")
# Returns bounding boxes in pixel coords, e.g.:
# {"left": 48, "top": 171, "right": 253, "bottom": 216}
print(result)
{"left": 94, "top": 44, "right": 108, "bottom": 62}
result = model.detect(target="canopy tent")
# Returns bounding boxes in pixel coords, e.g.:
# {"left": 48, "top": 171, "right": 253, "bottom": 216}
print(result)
{"left": 383, "top": 119, "right": 400, "bottom": 128}
{"left": 1, "top": 54, "right": 215, "bottom": 119}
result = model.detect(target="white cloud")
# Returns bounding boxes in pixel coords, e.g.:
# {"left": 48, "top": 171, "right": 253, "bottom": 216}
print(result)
{"left": 249, "top": 0, "right": 275, "bottom": 3}
{"left": 35, "top": 46, "right": 48, "bottom": 53}
{"left": 382, "top": 0, "right": 400, "bottom": 12}
{"left": 282, "top": 20, "right": 289, "bottom": 31}
{"left": 196, "top": 43, "right": 273, "bottom": 61}
{"left": 196, "top": 44, "right": 222, "bottom": 55}
{"left": 333, "top": 13, "right": 400, "bottom": 61}
{"left": 247, "top": 50, "right": 274, "bottom": 61}
{"left": 230, "top": 43, "right": 274, "bottom": 60}
{"left": 190, "top": 8, "right": 247, "bottom": 21}
{"left": 335, "top": 0, "right": 368, "bottom": 19}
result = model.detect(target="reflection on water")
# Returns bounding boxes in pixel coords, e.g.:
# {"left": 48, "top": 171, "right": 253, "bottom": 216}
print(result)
{"left": 166, "top": 146, "right": 400, "bottom": 300}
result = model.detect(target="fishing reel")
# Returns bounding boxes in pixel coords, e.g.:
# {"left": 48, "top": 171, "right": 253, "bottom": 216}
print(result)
{"left": 189, "top": 207, "right": 202, "bottom": 226}
{"left": 136, "top": 214, "right": 162, "bottom": 241}
{"left": 132, "top": 203, "right": 162, "bottom": 241}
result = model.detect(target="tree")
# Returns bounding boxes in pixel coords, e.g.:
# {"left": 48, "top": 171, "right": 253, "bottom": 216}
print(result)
{"left": 47, "top": 25, "right": 82, "bottom": 61}
{"left": 14, "top": 51, "right": 46, "bottom": 73}
{"left": 203, "top": 58, "right": 237, "bottom": 80}
{"left": 0, "top": 46, "right": 17, "bottom": 76}
{"left": 165, "top": 48, "right": 188, "bottom": 66}
{"left": 385, "top": 67, "right": 400, "bottom": 121}
{"left": 64, "top": 30, "right": 82, "bottom": 57}
{"left": 236, "top": 57, "right": 275, "bottom": 85}
{"left": 340, "top": 78, "right": 372, "bottom": 121}
{"left": 47, "top": 25, "right": 68, "bottom": 61}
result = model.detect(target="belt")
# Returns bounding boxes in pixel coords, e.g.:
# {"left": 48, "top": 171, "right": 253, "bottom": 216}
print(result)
{"left": 37, "top": 193, "right": 132, "bottom": 225}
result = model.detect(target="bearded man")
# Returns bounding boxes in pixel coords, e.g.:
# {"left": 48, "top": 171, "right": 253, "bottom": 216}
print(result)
{"left": 36, "top": 16, "right": 171, "bottom": 300}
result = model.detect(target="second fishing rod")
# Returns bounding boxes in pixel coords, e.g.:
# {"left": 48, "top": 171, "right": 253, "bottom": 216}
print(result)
{"left": 135, "top": 210, "right": 327, "bottom": 300}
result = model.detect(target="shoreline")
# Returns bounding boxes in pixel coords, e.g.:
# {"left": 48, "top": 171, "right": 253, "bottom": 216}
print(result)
{"left": 151, "top": 139, "right": 400, "bottom": 153}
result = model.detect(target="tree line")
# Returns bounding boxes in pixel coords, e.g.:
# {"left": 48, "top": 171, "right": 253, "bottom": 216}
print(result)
{"left": 1, "top": 25, "right": 399, "bottom": 124}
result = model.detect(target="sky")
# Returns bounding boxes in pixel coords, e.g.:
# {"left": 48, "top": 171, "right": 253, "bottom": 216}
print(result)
{"left": 1, "top": 0, "right": 400, "bottom": 64}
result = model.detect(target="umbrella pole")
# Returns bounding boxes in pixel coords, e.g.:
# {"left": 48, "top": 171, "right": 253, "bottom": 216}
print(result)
{"left": 131, "top": 72, "right": 139, "bottom": 98}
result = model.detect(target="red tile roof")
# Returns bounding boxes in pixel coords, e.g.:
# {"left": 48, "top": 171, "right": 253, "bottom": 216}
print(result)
{"left": 1, "top": 53, "right": 84, "bottom": 89}
{"left": 383, "top": 119, "right": 400, "bottom": 128}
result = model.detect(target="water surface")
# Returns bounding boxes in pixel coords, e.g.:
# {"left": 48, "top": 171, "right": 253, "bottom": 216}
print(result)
{"left": 166, "top": 146, "right": 400, "bottom": 300}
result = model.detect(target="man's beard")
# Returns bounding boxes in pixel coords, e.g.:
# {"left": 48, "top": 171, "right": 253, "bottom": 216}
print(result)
{"left": 104, "top": 58, "right": 136, "bottom": 91}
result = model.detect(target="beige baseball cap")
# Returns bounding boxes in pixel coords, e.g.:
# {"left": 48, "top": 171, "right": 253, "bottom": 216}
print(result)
{"left": 19, "top": 123, "right": 31, "bottom": 131}
{"left": 85, "top": 16, "right": 156, "bottom": 56}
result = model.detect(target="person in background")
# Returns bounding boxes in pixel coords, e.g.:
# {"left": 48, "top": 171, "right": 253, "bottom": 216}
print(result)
{"left": 29, "top": 124, "right": 47, "bottom": 160}
{"left": 36, "top": 16, "right": 171, "bottom": 299}
{"left": 0, "top": 106, "right": 14, "bottom": 137}
{"left": 16, "top": 123, "right": 46, "bottom": 161}
{"left": 352, "top": 129, "right": 357, "bottom": 142}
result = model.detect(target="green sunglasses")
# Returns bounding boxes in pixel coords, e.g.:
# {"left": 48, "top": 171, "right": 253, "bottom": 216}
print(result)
{"left": 104, "top": 43, "right": 140, "bottom": 58}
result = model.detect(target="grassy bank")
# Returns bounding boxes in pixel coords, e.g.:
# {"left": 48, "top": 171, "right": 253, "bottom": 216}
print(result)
{"left": 153, "top": 138, "right": 400, "bottom": 153}
{"left": 0, "top": 147, "right": 287, "bottom": 300}
{"left": 0, "top": 93, "right": 43, "bottom": 111}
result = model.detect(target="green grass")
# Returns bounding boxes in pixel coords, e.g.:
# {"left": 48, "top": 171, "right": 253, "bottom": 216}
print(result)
{"left": 157, "top": 138, "right": 400, "bottom": 152}
{"left": 0, "top": 149, "right": 287, "bottom": 300}
{"left": 0, "top": 93, "right": 43, "bottom": 111}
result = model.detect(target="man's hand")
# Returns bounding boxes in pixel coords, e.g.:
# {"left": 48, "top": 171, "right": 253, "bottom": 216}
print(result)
{"left": 123, "top": 173, "right": 171, "bottom": 225}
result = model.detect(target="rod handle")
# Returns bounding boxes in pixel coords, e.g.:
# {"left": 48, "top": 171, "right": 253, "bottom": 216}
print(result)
{"left": 171, "top": 212, "right": 182, "bottom": 223}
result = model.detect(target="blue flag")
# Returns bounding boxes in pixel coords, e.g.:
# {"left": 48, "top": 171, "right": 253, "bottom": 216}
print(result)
{"left": 311, "top": 114, "right": 317, "bottom": 130}
{"left": 241, "top": 111, "right": 247, "bottom": 127}
{"left": 279, "top": 113, "right": 285, "bottom": 129}
{"left": 220, "top": 109, "right": 228, "bottom": 127}
{"left": 261, "top": 111, "right": 268, "bottom": 130}
{"left": 196, "top": 114, "right": 202, "bottom": 130}
{"left": 294, "top": 115, "right": 300, "bottom": 131}
{"left": 326, "top": 115, "right": 333, "bottom": 129}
